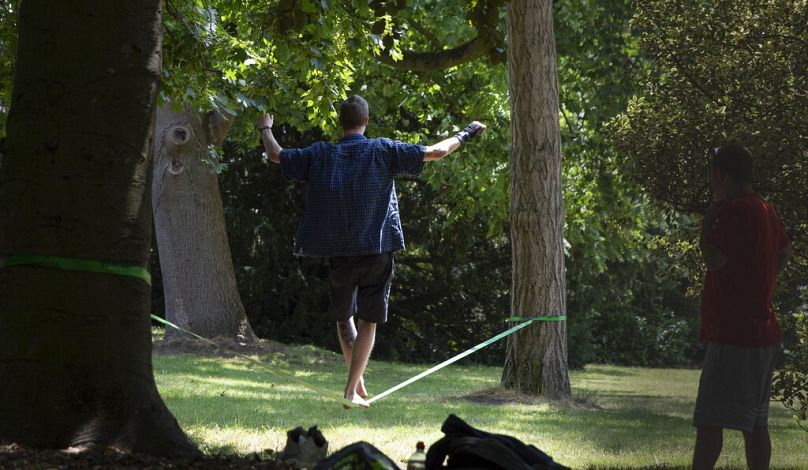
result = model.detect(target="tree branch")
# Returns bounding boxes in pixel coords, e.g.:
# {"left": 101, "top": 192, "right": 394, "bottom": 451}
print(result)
{"left": 374, "top": 0, "right": 504, "bottom": 72}
{"left": 376, "top": 32, "right": 497, "bottom": 72}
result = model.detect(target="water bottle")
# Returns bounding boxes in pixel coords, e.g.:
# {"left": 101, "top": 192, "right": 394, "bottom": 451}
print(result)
{"left": 406, "top": 441, "right": 426, "bottom": 470}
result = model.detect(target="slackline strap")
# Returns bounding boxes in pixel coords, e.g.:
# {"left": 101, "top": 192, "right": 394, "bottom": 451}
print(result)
{"left": 366, "top": 314, "right": 566, "bottom": 404}
{"left": 0, "top": 254, "right": 151, "bottom": 286}
{"left": 153, "top": 312, "right": 564, "bottom": 408}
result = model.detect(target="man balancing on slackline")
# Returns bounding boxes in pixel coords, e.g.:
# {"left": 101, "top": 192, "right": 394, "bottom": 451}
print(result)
{"left": 256, "top": 95, "right": 485, "bottom": 408}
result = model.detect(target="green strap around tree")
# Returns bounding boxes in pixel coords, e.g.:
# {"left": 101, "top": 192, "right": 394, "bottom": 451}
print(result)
{"left": 505, "top": 315, "right": 567, "bottom": 322}
{"left": 0, "top": 254, "right": 151, "bottom": 286}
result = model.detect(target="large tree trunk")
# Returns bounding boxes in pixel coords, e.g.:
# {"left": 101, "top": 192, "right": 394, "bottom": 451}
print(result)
{"left": 0, "top": 1, "right": 199, "bottom": 456}
{"left": 501, "top": 0, "right": 571, "bottom": 399}
{"left": 152, "top": 103, "right": 257, "bottom": 342}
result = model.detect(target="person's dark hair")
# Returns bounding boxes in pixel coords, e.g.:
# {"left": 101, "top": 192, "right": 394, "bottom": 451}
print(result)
{"left": 713, "top": 142, "right": 753, "bottom": 183}
{"left": 339, "top": 95, "right": 369, "bottom": 130}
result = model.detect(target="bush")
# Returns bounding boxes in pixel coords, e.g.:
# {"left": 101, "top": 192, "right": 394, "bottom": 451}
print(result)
{"left": 773, "top": 310, "right": 808, "bottom": 430}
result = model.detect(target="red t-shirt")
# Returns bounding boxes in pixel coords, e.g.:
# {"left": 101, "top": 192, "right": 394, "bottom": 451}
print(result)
{"left": 700, "top": 193, "right": 788, "bottom": 346}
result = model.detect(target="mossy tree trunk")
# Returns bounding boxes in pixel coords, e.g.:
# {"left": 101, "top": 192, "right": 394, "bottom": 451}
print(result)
{"left": 501, "top": 0, "right": 571, "bottom": 399}
{"left": 0, "top": 0, "right": 199, "bottom": 456}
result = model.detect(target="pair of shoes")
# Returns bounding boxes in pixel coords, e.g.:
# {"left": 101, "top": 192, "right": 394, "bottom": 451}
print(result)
{"left": 279, "top": 425, "right": 328, "bottom": 469}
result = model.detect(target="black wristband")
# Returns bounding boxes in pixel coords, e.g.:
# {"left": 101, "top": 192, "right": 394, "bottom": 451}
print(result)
{"left": 454, "top": 122, "right": 483, "bottom": 143}
{"left": 257, "top": 125, "right": 271, "bottom": 132}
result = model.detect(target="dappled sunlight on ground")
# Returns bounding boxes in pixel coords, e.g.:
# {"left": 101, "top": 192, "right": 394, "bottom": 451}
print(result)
{"left": 153, "top": 348, "right": 808, "bottom": 469}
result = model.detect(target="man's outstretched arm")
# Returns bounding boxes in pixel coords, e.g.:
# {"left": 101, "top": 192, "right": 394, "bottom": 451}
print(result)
{"left": 424, "top": 121, "right": 486, "bottom": 161}
{"left": 256, "top": 113, "right": 282, "bottom": 164}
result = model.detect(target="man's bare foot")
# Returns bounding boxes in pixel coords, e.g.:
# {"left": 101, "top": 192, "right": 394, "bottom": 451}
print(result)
{"left": 344, "top": 392, "right": 370, "bottom": 409}
{"left": 357, "top": 377, "right": 368, "bottom": 398}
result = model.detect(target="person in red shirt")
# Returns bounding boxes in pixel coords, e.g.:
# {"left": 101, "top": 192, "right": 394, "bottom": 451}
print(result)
{"left": 692, "top": 143, "right": 793, "bottom": 470}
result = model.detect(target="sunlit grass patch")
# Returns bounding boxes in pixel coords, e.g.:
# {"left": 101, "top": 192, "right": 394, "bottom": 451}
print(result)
{"left": 154, "top": 345, "right": 808, "bottom": 469}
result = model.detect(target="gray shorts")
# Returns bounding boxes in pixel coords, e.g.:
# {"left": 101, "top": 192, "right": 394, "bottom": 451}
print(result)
{"left": 693, "top": 342, "right": 781, "bottom": 432}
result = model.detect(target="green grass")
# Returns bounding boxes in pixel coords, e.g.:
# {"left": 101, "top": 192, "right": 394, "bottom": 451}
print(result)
{"left": 153, "top": 342, "right": 808, "bottom": 469}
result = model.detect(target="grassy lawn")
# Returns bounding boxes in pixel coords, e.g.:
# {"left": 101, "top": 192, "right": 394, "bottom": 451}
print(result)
{"left": 153, "top": 340, "right": 807, "bottom": 469}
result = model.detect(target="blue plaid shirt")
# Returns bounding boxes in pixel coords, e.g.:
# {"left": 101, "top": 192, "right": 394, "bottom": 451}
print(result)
{"left": 279, "top": 134, "right": 426, "bottom": 257}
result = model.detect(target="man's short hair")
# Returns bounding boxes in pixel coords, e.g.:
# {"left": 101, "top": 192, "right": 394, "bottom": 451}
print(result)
{"left": 713, "top": 142, "right": 753, "bottom": 183}
{"left": 339, "top": 95, "right": 369, "bottom": 130}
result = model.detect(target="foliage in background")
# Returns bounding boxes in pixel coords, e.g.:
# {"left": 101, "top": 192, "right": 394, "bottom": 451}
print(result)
{"left": 555, "top": 0, "right": 699, "bottom": 367}
{"left": 0, "top": 0, "right": 18, "bottom": 129}
{"left": 614, "top": 0, "right": 808, "bottom": 425}
{"left": 772, "top": 309, "right": 808, "bottom": 431}
{"left": 167, "top": 0, "right": 701, "bottom": 368}
{"left": 161, "top": 0, "right": 374, "bottom": 132}
{"left": 0, "top": 0, "right": 707, "bottom": 367}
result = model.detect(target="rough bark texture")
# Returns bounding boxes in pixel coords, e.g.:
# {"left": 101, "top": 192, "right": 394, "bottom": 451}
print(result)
{"left": 152, "top": 103, "right": 257, "bottom": 342}
{"left": 501, "top": 0, "right": 571, "bottom": 399}
{"left": 0, "top": 0, "right": 199, "bottom": 457}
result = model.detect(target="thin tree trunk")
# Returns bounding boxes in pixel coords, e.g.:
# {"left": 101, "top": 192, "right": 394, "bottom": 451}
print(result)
{"left": 0, "top": 0, "right": 198, "bottom": 456}
{"left": 152, "top": 103, "right": 257, "bottom": 342}
{"left": 501, "top": 0, "right": 571, "bottom": 399}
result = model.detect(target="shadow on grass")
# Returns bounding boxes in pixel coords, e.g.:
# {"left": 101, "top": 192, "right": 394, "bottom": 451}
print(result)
{"left": 580, "top": 366, "right": 640, "bottom": 377}
{"left": 459, "top": 385, "right": 603, "bottom": 410}
{"left": 167, "top": 373, "right": 696, "bottom": 456}
{"left": 154, "top": 353, "right": 808, "bottom": 468}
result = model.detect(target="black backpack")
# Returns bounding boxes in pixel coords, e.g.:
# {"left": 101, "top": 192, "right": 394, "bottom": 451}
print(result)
{"left": 425, "top": 414, "right": 570, "bottom": 470}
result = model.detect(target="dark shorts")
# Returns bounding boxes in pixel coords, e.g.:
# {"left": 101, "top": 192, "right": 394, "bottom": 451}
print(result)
{"left": 327, "top": 253, "right": 394, "bottom": 324}
{"left": 693, "top": 342, "right": 781, "bottom": 432}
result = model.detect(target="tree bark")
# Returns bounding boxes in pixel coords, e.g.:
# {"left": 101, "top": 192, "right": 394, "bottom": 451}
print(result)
{"left": 0, "top": 0, "right": 199, "bottom": 456}
{"left": 152, "top": 103, "right": 257, "bottom": 342}
{"left": 501, "top": 0, "right": 571, "bottom": 399}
